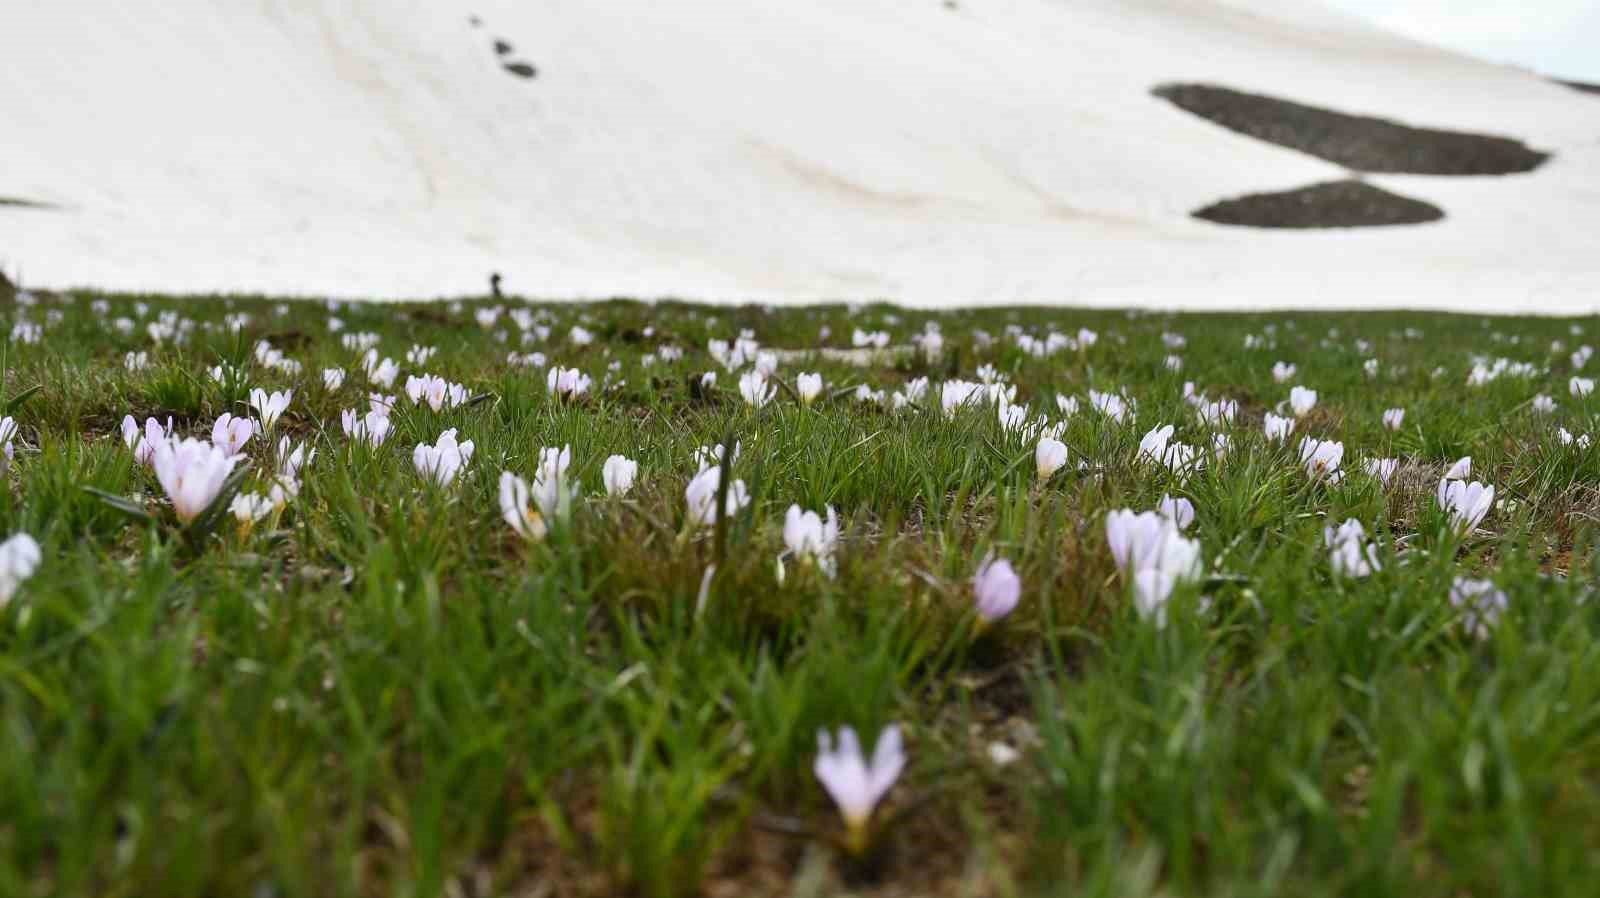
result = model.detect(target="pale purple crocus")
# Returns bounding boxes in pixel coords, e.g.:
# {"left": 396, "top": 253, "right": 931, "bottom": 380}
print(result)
{"left": 814, "top": 724, "right": 905, "bottom": 851}
{"left": 151, "top": 438, "right": 243, "bottom": 523}
{"left": 413, "top": 429, "right": 474, "bottom": 486}
{"left": 972, "top": 556, "right": 1020, "bottom": 623}
{"left": 1438, "top": 479, "right": 1494, "bottom": 533}
{"left": 211, "top": 413, "right": 256, "bottom": 457}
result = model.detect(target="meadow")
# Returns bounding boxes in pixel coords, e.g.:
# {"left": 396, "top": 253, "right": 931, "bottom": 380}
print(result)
{"left": 2, "top": 291, "right": 1599, "bottom": 897}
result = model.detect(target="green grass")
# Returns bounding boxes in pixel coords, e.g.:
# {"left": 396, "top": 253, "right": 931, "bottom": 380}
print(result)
{"left": 3, "top": 293, "right": 1600, "bottom": 896}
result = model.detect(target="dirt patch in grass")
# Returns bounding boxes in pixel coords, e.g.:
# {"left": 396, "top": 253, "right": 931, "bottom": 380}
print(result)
{"left": 1153, "top": 83, "right": 1550, "bottom": 175}
{"left": 1193, "top": 180, "right": 1444, "bottom": 229}
{"left": 0, "top": 195, "right": 61, "bottom": 210}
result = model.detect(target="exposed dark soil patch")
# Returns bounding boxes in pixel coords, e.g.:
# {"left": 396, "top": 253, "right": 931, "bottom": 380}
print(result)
{"left": 1558, "top": 79, "right": 1600, "bottom": 96}
{"left": 0, "top": 195, "right": 59, "bottom": 210}
{"left": 503, "top": 61, "right": 537, "bottom": 79}
{"left": 1153, "top": 83, "right": 1550, "bottom": 175}
{"left": 1193, "top": 179, "right": 1444, "bottom": 229}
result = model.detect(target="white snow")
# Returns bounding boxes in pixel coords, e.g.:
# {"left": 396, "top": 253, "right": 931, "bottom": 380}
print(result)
{"left": 1, "top": 0, "right": 1597, "bottom": 311}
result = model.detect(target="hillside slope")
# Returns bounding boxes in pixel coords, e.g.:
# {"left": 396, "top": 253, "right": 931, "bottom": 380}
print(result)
{"left": 1, "top": 0, "right": 1596, "bottom": 310}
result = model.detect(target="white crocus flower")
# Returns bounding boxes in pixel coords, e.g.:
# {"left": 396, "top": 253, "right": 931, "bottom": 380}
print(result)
{"left": 0, "top": 416, "right": 16, "bottom": 473}
{"left": 151, "top": 438, "right": 243, "bottom": 523}
{"left": 602, "top": 455, "right": 639, "bottom": 497}
{"left": 1437, "top": 479, "right": 1494, "bottom": 533}
{"left": 1271, "top": 362, "right": 1296, "bottom": 383}
{"left": 530, "top": 445, "right": 573, "bottom": 519}
{"left": 1298, "top": 437, "right": 1344, "bottom": 482}
{"left": 738, "top": 370, "right": 776, "bottom": 408}
{"left": 782, "top": 505, "right": 840, "bottom": 578}
{"left": 1324, "top": 519, "right": 1380, "bottom": 578}
{"left": 322, "top": 368, "right": 346, "bottom": 391}
{"left": 229, "top": 492, "right": 274, "bottom": 527}
{"left": 1364, "top": 457, "right": 1399, "bottom": 486}
{"left": 1382, "top": 408, "right": 1405, "bottom": 431}
{"left": 1103, "top": 512, "right": 1203, "bottom": 626}
{"left": 1157, "top": 494, "right": 1195, "bottom": 530}
{"left": 121, "top": 415, "right": 173, "bottom": 466}
{"left": 0, "top": 533, "right": 43, "bottom": 607}
{"left": 413, "top": 429, "right": 474, "bottom": 486}
{"left": 546, "top": 367, "right": 591, "bottom": 400}
{"left": 1263, "top": 413, "right": 1294, "bottom": 443}
{"left": 796, "top": 372, "right": 824, "bottom": 406}
{"left": 1036, "top": 437, "right": 1069, "bottom": 480}
{"left": 341, "top": 408, "right": 391, "bottom": 447}
{"left": 1572, "top": 376, "right": 1595, "bottom": 397}
{"left": 684, "top": 467, "right": 749, "bottom": 528}
{"left": 1289, "top": 386, "right": 1318, "bottom": 417}
{"left": 1450, "top": 577, "right": 1509, "bottom": 639}
{"left": 211, "top": 413, "right": 256, "bottom": 457}
{"left": 1443, "top": 456, "right": 1472, "bottom": 481}
{"left": 248, "top": 388, "right": 292, "bottom": 432}
{"left": 276, "top": 436, "right": 315, "bottom": 480}
{"left": 814, "top": 724, "right": 905, "bottom": 849}
{"left": 1532, "top": 394, "right": 1556, "bottom": 414}
{"left": 498, "top": 471, "right": 547, "bottom": 541}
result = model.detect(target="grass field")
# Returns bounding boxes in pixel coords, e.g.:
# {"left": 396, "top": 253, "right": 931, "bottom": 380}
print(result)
{"left": 3, "top": 291, "right": 1600, "bottom": 897}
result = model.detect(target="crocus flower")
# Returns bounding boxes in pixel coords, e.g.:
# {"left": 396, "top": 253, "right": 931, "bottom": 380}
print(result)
{"left": 405, "top": 374, "right": 469, "bottom": 411}
{"left": 972, "top": 556, "right": 1021, "bottom": 622}
{"left": 1532, "top": 394, "right": 1556, "bottom": 414}
{"left": 1157, "top": 494, "right": 1195, "bottom": 530}
{"left": 276, "top": 436, "right": 315, "bottom": 479}
{"left": 684, "top": 466, "right": 750, "bottom": 528}
{"left": 547, "top": 367, "right": 591, "bottom": 400}
{"left": 1271, "top": 362, "right": 1296, "bottom": 383}
{"left": 531, "top": 445, "right": 572, "bottom": 518}
{"left": 1289, "top": 386, "right": 1317, "bottom": 417}
{"left": 1443, "top": 456, "right": 1471, "bottom": 480}
{"left": 1137, "top": 425, "right": 1176, "bottom": 465}
{"left": 738, "top": 370, "right": 776, "bottom": 408}
{"left": 322, "top": 368, "right": 346, "bottom": 391}
{"left": 413, "top": 429, "right": 474, "bottom": 486}
{"left": 1382, "top": 408, "right": 1405, "bottom": 431}
{"left": 1571, "top": 376, "right": 1594, "bottom": 397}
{"left": 1196, "top": 399, "right": 1236, "bottom": 428}
{"left": 0, "top": 416, "right": 16, "bottom": 472}
{"left": 783, "top": 504, "right": 840, "bottom": 578}
{"left": 1105, "top": 509, "right": 1203, "bottom": 625}
{"left": 1449, "top": 577, "right": 1509, "bottom": 639}
{"left": 1364, "top": 457, "right": 1399, "bottom": 486}
{"left": 229, "top": 492, "right": 273, "bottom": 527}
{"left": 1263, "top": 413, "right": 1294, "bottom": 443}
{"left": 0, "top": 533, "right": 42, "bottom": 607}
{"left": 1088, "top": 389, "right": 1130, "bottom": 424}
{"left": 151, "top": 438, "right": 243, "bottom": 523}
{"left": 248, "top": 388, "right": 292, "bottom": 432}
{"left": 1437, "top": 479, "right": 1494, "bottom": 533}
{"left": 211, "top": 413, "right": 255, "bottom": 457}
{"left": 1056, "top": 395, "right": 1080, "bottom": 417}
{"left": 1324, "top": 518, "right": 1380, "bottom": 578}
{"left": 341, "top": 408, "right": 391, "bottom": 447}
{"left": 796, "top": 372, "right": 824, "bottom": 405}
{"left": 814, "top": 724, "right": 904, "bottom": 850}
{"left": 122, "top": 415, "right": 173, "bottom": 466}
{"left": 498, "top": 471, "right": 547, "bottom": 541}
{"left": 1298, "top": 437, "right": 1344, "bottom": 481}
{"left": 1036, "top": 437, "right": 1068, "bottom": 480}
{"left": 602, "top": 454, "right": 638, "bottom": 497}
